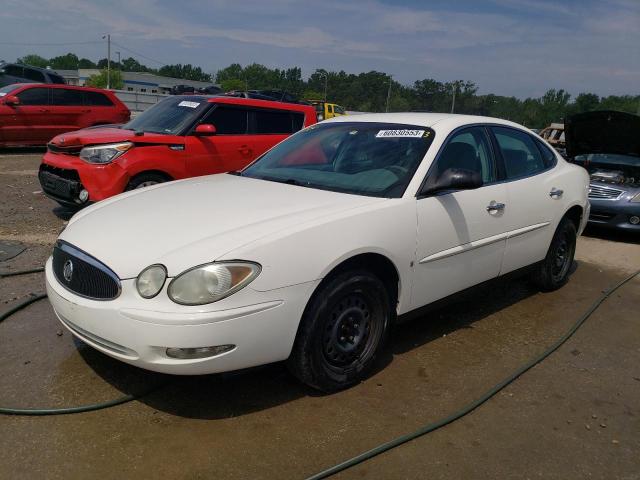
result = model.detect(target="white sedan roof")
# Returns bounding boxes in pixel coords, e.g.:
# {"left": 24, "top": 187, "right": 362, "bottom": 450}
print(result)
{"left": 325, "top": 112, "right": 524, "bottom": 131}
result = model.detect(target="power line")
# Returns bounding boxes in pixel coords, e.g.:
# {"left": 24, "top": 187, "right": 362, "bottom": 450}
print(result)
{"left": 0, "top": 40, "right": 102, "bottom": 46}
{"left": 110, "top": 41, "right": 167, "bottom": 66}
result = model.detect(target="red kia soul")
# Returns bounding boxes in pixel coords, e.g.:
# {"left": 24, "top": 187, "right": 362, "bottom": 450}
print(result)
{"left": 0, "top": 83, "right": 129, "bottom": 147}
{"left": 39, "top": 96, "right": 317, "bottom": 207}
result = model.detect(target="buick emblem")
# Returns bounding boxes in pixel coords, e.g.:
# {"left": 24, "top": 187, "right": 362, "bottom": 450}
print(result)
{"left": 63, "top": 260, "right": 73, "bottom": 282}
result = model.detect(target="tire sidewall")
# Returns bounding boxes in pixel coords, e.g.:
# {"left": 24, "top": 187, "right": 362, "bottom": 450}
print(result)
{"left": 539, "top": 218, "right": 577, "bottom": 290}
{"left": 293, "top": 271, "right": 391, "bottom": 391}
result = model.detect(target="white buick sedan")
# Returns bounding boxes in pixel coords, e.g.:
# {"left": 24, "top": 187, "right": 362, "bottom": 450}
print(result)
{"left": 46, "top": 113, "right": 590, "bottom": 391}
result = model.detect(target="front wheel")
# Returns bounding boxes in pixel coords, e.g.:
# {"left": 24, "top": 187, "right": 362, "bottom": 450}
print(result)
{"left": 126, "top": 172, "right": 169, "bottom": 191}
{"left": 288, "top": 270, "right": 391, "bottom": 392}
{"left": 531, "top": 217, "right": 577, "bottom": 291}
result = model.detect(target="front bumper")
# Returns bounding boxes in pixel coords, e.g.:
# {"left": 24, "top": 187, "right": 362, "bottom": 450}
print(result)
{"left": 45, "top": 258, "right": 320, "bottom": 374}
{"left": 588, "top": 198, "right": 640, "bottom": 231}
{"left": 40, "top": 151, "right": 130, "bottom": 205}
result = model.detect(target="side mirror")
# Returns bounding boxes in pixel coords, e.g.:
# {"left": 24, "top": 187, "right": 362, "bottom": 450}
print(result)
{"left": 194, "top": 124, "right": 216, "bottom": 136}
{"left": 420, "top": 168, "right": 483, "bottom": 196}
{"left": 3, "top": 95, "right": 20, "bottom": 106}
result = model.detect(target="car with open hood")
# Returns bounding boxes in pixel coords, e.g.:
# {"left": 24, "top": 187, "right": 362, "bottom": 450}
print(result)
{"left": 45, "top": 113, "right": 589, "bottom": 391}
{"left": 565, "top": 110, "right": 640, "bottom": 231}
{"left": 38, "top": 95, "right": 316, "bottom": 207}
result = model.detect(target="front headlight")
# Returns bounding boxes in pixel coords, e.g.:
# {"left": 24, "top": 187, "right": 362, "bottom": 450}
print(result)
{"left": 630, "top": 192, "right": 640, "bottom": 203}
{"left": 79, "top": 142, "right": 133, "bottom": 164}
{"left": 168, "top": 262, "right": 261, "bottom": 305}
{"left": 136, "top": 264, "right": 167, "bottom": 299}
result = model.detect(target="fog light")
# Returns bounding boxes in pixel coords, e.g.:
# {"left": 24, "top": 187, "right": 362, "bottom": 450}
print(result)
{"left": 630, "top": 216, "right": 640, "bottom": 225}
{"left": 165, "top": 345, "right": 235, "bottom": 359}
{"left": 79, "top": 189, "right": 89, "bottom": 203}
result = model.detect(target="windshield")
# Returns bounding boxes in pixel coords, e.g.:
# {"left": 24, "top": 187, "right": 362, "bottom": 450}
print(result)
{"left": 241, "top": 122, "right": 435, "bottom": 198}
{"left": 123, "top": 96, "right": 210, "bottom": 135}
{"left": 0, "top": 84, "right": 20, "bottom": 96}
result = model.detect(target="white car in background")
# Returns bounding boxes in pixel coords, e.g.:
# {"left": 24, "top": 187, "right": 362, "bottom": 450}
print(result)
{"left": 45, "top": 113, "right": 590, "bottom": 392}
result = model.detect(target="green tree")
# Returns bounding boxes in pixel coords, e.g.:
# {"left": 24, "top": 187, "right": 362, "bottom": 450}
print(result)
{"left": 85, "top": 69, "right": 124, "bottom": 89}
{"left": 78, "top": 58, "right": 97, "bottom": 68}
{"left": 158, "top": 64, "right": 211, "bottom": 82}
{"left": 48, "top": 53, "right": 81, "bottom": 69}
{"left": 16, "top": 54, "right": 48, "bottom": 68}
{"left": 220, "top": 78, "right": 246, "bottom": 91}
{"left": 121, "top": 57, "right": 151, "bottom": 72}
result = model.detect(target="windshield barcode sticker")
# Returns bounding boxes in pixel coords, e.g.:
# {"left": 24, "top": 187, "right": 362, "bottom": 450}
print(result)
{"left": 376, "top": 129, "right": 425, "bottom": 138}
{"left": 178, "top": 101, "right": 200, "bottom": 108}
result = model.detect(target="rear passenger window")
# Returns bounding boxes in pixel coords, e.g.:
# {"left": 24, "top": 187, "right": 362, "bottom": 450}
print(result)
{"left": 51, "top": 88, "right": 84, "bottom": 106}
{"left": 22, "top": 68, "right": 46, "bottom": 82}
{"left": 492, "top": 127, "right": 546, "bottom": 179}
{"left": 205, "top": 106, "right": 248, "bottom": 134}
{"left": 535, "top": 139, "right": 557, "bottom": 168}
{"left": 84, "top": 91, "right": 114, "bottom": 106}
{"left": 252, "top": 110, "right": 303, "bottom": 134}
{"left": 17, "top": 87, "right": 49, "bottom": 105}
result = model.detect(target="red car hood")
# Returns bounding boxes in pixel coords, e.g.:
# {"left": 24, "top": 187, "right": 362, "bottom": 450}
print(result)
{"left": 49, "top": 127, "right": 181, "bottom": 147}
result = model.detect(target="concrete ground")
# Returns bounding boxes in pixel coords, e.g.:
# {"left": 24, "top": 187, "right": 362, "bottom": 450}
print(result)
{"left": 1, "top": 150, "right": 639, "bottom": 480}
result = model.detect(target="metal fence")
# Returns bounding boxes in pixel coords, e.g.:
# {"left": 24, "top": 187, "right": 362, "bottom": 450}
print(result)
{"left": 112, "top": 90, "right": 168, "bottom": 112}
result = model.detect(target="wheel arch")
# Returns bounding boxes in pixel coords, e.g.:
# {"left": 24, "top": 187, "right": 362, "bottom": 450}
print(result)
{"left": 313, "top": 251, "right": 401, "bottom": 312}
{"left": 563, "top": 204, "right": 584, "bottom": 233}
{"left": 129, "top": 169, "right": 174, "bottom": 183}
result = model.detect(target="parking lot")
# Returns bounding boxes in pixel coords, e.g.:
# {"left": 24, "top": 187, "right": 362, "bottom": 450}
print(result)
{"left": 1, "top": 150, "right": 639, "bottom": 479}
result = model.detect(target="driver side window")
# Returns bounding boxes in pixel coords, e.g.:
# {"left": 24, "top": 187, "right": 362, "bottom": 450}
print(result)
{"left": 432, "top": 127, "right": 496, "bottom": 183}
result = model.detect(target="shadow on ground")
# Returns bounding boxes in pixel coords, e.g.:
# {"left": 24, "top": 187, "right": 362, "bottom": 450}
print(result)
{"left": 77, "top": 265, "right": 555, "bottom": 419}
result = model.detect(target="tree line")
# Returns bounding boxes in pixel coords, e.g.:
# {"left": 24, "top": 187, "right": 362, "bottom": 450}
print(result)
{"left": 15, "top": 54, "right": 640, "bottom": 129}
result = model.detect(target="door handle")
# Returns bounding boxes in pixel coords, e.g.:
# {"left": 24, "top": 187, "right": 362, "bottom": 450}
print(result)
{"left": 486, "top": 201, "right": 506, "bottom": 213}
{"left": 238, "top": 145, "right": 252, "bottom": 154}
{"left": 38, "top": 108, "right": 50, "bottom": 113}
{"left": 549, "top": 188, "right": 563, "bottom": 198}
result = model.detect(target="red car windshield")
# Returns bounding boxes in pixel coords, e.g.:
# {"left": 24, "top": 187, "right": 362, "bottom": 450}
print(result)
{"left": 123, "top": 96, "right": 210, "bottom": 135}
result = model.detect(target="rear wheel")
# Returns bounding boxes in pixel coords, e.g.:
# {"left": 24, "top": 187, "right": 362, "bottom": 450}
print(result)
{"left": 126, "top": 172, "right": 169, "bottom": 191}
{"left": 531, "top": 217, "right": 576, "bottom": 291}
{"left": 288, "top": 270, "right": 391, "bottom": 392}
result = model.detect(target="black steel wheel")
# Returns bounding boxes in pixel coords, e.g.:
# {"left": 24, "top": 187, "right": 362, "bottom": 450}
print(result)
{"left": 531, "top": 217, "right": 577, "bottom": 291}
{"left": 288, "top": 269, "right": 392, "bottom": 392}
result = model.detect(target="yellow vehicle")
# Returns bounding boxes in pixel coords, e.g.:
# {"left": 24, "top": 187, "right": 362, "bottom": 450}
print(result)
{"left": 308, "top": 100, "right": 347, "bottom": 121}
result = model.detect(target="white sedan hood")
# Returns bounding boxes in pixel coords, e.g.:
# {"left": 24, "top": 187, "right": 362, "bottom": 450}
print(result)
{"left": 60, "top": 174, "right": 384, "bottom": 278}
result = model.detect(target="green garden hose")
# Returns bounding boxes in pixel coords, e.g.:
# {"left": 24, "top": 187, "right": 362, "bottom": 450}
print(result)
{"left": 305, "top": 268, "right": 640, "bottom": 479}
{"left": 2, "top": 265, "right": 638, "bottom": 480}
{"left": 0, "top": 267, "right": 165, "bottom": 416}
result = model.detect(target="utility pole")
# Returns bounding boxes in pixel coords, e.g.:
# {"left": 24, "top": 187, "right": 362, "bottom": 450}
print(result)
{"left": 385, "top": 76, "right": 392, "bottom": 113}
{"left": 319, "top": 71, "right": 328, "bottom": 102}
{"left": 116, "top": 51, "right": 121, "bottom": 66}
{"left": 450, "top": 81, "right": 458, "bottom": 113}
{"left": 102, "top": 34, "right": 111, "bottom": 89}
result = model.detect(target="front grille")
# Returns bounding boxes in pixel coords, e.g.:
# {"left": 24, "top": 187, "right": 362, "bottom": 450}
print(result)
{"left": 40, "top": 163, "right": 81, "bottom": 181}
{"left": 52, "top": 241, "right": 121, "bottom": 300}
{"left": 588, "top": 184, "right": 624, "bottom": 200}
{"left": 47, "top": 143, "right": 82, "bottom": 155}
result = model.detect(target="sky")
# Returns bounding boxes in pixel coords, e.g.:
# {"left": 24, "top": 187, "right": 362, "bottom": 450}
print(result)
{"left": 1, "top": 0, "right": 638, "bottom": 98}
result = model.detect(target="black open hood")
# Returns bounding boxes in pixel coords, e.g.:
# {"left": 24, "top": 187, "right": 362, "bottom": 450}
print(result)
{"left": 565, "top": 110, "right": 640, "bottom": 159}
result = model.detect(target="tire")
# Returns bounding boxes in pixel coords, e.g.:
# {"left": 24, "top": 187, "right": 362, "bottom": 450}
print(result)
{"left": 126, "top": 172, "right": 169, "bottom": 191}
{"left": 531, "top": 217, "right": 577, "bottom": 292}
{"left": 287, "top": 269, "right": 392, "bottom": 392}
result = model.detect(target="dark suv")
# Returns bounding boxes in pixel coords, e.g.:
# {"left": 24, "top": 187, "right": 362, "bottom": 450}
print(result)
{"left": 0, "top": 61, "right": 66, "bottom": 87}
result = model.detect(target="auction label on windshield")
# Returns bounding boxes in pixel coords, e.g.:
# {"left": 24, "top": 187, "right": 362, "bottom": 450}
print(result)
{"left": 178, "top": 101, "right": 200, "bottom": 108}
{"left": 376, "top": 129, "right": 425, "bottom": 138}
